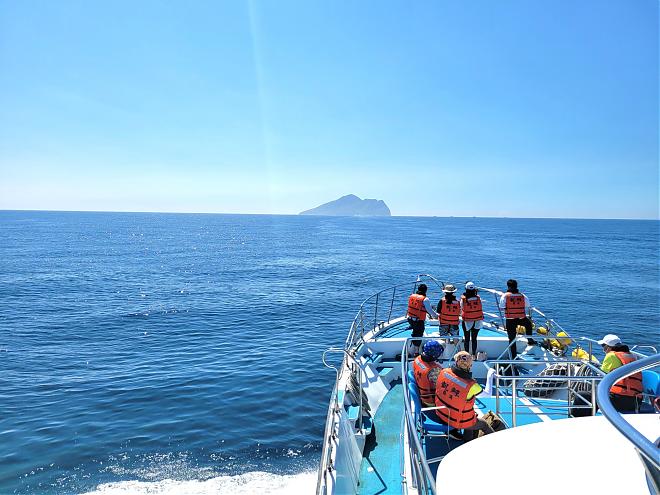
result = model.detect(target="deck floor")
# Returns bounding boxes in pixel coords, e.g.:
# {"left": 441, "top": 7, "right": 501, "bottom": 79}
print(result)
{"left": 379, "top": 320, "right": 504, "bottom": 339}
{"left": 357, "top": 382, "right": 404, "bottom": 495}
{"left": 475, "top": 395, "right": 571, "bottom": 426}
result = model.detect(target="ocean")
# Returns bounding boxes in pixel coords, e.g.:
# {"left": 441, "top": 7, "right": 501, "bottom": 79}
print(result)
{"left": 1, "top": 211, "right": 658, "bottom": 494}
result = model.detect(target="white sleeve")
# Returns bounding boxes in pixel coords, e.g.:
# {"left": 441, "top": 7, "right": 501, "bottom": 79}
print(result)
{"left": 499, "top": 294, "right": 507, "bottom": 309}
{"left": 424, "top": 297, "right": 438, "bottom": 318}
{"left": 524, "top": 294, "right": 531, "bottom": 314}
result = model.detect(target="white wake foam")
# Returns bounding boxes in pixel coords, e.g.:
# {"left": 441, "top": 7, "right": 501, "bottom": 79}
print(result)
{"left": 79, "top": 470, "right": 317, "bottom": 495}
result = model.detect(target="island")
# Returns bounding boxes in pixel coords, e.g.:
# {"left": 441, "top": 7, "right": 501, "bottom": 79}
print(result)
{"left": 299, "top": 194, "right": 391, "bottom": 216}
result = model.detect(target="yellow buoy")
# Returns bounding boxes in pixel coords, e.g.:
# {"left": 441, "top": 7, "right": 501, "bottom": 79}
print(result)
{"left": 572, "top": 348, "right": 601, "bottom": 364}
{"left": 549, "top": 331, "right": 572, "bottom": 349}
{"left": 557, "top": 331, "right": 572, "bottom": 347}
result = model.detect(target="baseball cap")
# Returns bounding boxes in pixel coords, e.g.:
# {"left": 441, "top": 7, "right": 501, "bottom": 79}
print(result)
{"left": 597, "top": 334, "right": 622, "bottom": 346}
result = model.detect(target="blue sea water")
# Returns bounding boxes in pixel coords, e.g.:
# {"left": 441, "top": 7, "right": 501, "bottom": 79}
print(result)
{"left": 0, "top": 211, "right": 658, "bottom": 494}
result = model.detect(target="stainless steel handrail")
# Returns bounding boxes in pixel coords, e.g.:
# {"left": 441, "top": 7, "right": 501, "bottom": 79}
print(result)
{"left": 401, "top": 338, "right": 437, "bottom": 494}
{"left": 316, "top": 384, "right": 338, "bottom": 495}
{"left": 343, "top": 275, "right": 445, "bottom": 349}
{"left": 317, "top": 348, "right": 348, "bottom": 495}
{"left": 596, "top": 354, "right": 660, "bottom": 482}
{"left": 486, "top": 359, "right": 605, "bottom": 425}
{"left": 631, "top": 345, "right": 659, "bottom": 355}
{"left": 318, "top": 347, "right": 370, "bottom": 495}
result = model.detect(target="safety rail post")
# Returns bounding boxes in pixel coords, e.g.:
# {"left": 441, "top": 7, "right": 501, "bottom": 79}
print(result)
{"left": 495, "top": 363, "right": 500, "bottom": 416}
{"left": 358, "top": 363, "right": 363, "bottom": 430}
{"left": 387, "top": 287, "right": 396, "bottom": 324}
{"left": 359, "top": 311, "right": 365, "bottom": 341}
{"left": 511, "top": 378, "right": 517, "bottom": 427}
{"left": 374, "top": 292, "right": 379, "bottom": 331}
{"left": 591, "top": 376, "right": 598, "bottom": 416}
{"left": 566, "top": 362, "right": 571, "bottom": 418}
{"left": 398, "top": 414, "right": 406, "bottom": 489}
{"left": 492, "top": 290, "right": 504, "bottom": 329}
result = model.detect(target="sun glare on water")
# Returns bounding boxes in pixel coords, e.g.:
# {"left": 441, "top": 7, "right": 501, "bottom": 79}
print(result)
{"left": 80, "top": 470, "right": 317, "bottom": 495}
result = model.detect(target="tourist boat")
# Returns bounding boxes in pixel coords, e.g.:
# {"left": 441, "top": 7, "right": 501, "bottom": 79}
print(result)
{"left": 316, "top": 275, "right": 660, "bottom": 494}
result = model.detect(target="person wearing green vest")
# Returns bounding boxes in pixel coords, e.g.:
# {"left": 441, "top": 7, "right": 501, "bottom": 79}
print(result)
{"left": 599, "top": 334, "right": 643, "bottom": 412}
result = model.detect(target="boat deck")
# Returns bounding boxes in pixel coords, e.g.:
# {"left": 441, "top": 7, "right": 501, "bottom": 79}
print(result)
{"left": 356, "top": 380, "right": 571, "bottom": 494}
{"left": 377, "top": 319, "right": 504, "bottom": 339}
{"left": 357, "top": 382, "right": 404, "bottom": 495}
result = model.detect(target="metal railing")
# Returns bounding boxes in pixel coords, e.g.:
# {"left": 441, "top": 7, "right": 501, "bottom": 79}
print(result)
{"left": 597, "top": 353, "right": 660, "bottom": 494}
{"left": 317, "top": 348, "right": 368, "bottom": 495}
{"left": 401, "top": 338, "right": 438, "bottom": 494}
{"left": 344, "top": 274, "right": 445, "bottom": 350}
{"left": 316, "top": 378, "right": 339, "bottom": 495}
{"left": 487, "top": 360, "right": 605, "bottom": 426}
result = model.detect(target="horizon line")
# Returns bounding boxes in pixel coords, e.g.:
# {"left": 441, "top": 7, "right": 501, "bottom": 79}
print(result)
{"left": 1, "top": 208, "right": 658, "bottom": 222}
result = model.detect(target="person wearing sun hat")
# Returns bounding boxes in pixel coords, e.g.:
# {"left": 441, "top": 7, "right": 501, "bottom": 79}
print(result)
{"left": 434, "top": 351, "right": 494, "bottom": 442}
{"left": 438, "top": 283, "right": 460, "bottom": 341}
{"left": 599, "top": 334, "right": 643, "bottom": 412}
{"left": 460, "top": 282, "right": 484, "bottom": 357}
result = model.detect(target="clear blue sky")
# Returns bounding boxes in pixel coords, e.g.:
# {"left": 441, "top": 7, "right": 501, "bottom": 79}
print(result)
{"left": 1, "top": 0, "right": 657, "bottom": 218}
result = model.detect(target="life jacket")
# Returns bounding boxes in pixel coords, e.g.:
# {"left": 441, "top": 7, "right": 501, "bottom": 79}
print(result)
{"left": 504, "top": 292, "right": 526, "bottom": 319}
{"left": 461, "top": 295, "right": 483, "bottom": 322}
{"left": 413, "top": 356, "right": 442, "bottom": 406}
{"left": 407, "top": 294, "right": 427, "bottom": 320}
{"left": 609, "top": 352, "right": 643, "bottom": 397}
{"left": 434, "top": 368, "right": 478, "bottom": 429}
{"left": 439, "top": 298, "right": 460, "bottom": 325}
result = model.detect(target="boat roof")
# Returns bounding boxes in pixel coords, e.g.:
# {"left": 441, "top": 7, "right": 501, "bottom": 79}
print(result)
{"left": 435, "top": 414, "right": 660, "bottom": 494}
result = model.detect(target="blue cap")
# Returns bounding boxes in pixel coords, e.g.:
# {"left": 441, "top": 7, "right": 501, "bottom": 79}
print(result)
{"left": 422, "top": 340, "right": 444, "bottom": 359}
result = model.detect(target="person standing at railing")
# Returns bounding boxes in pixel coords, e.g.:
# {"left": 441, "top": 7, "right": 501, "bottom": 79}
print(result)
{"left": 599, "top": 334, "right": 643, "bottom": 412}
{"left": 499, "top": 279, "right": 535, "bottom": 359}
{"left": 460, "top": 282, "right": 484, "bottom": 357}
{"left": 407, "top": 283, "right": 438, "bottom": 355}
{"left": 438, "top": 284, "right": 460, "bottom": 344}
{"left": 413, "top": 341, "right": 444, "bottom": 407}
{"left": 434, "top": 351, "right": 494, "bottom": 442}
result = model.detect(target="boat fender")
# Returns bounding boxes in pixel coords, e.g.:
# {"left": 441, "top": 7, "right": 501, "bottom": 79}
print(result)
{"left": 536, "top": 326, "right": 548, "bottom": 335}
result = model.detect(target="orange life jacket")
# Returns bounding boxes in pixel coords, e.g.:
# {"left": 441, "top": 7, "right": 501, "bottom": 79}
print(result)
{"left": 434, "top": 368, "right": 477, "bottom": 428}
{"left": 461, "top": 295, "right": 484, "bottom": 322}
{"left": 504, "top": 292, "right": 526, "bottom": 319}
{"left": 609, "top": 352, "right": 643, "bottom": 397}
{"left": 407, "top": 294, "right": 427, "bottom": 320}
{"left": 439, "top": 298, "right": 460, "bottom": 325}
{"left": 413, "top": 356, "right": 442, "bottom": 406}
